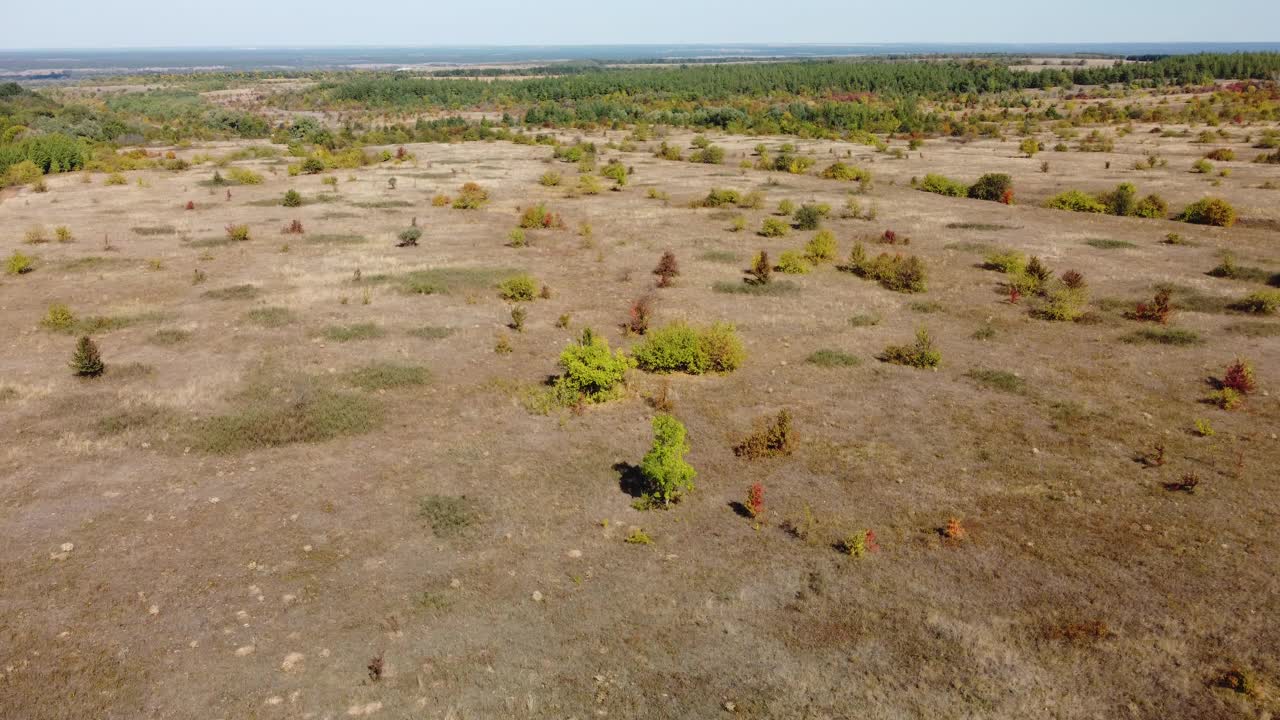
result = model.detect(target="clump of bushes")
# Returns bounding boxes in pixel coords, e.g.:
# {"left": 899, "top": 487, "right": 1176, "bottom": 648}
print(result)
{"left": 1129, "top": 287, "right": 1173, "bottom": 323}
{"left": 638, "top": 414, "right": 696, "bottom": 506}
{"left": 967, "top": 173, "right": 1013, "bottom": 203}
{"left": 983, "top": 250, "right": 1026, "bottom": 275}
{"left": 1234, "top": 289, "right": 1280, "bottom": 314}
{"left": 1045, "top": 190, "right": 1107, "bottom": 213}
{"left": 225, "top": 224, "right": 251, "bottom": 242}
{"left": 42, "top": 303, "right": 75, "bottom": 331}
{"left": 496, "top": 274, "right": 539, "bottom": 302}
{"left": 879, "top": 327, "right": 941, "bottom": 369}
{"left": 452, "top": 182, "right": 489, "bottom": 209}
{"left": 653, "top": 251, "right": 679, "bottom": 287}
{"left": 775, "top": 251, "right": 810, "bottom": 274}
{"left": 1178, "top": 197, "right": 1236, "bottom": 227}
{"left": 1208, "top": 358, "right": 1257, "bottom": 409}
{"left": 917, "top": 173, "right": 969, "bottom": 197}
{"left": 632, "top": 322, "right": 745, "bottom": 375}
{"left": 734, "top": 410, "right": 796, "bottom": 459}
{"left": 1098, "top": 182, "right": 1166, "bottom": 218}
{"left": 820, "top": 162, "right": 871, "bottom": 184}
{"left": 553, "top": 328, "right": 634, "bottom": 404}
{"left": 843, "top": 243, "right": 927, "bottom": 293}
{"left": 282, "top": 189, "right": 302, "bottom": 207}
{"left": 803, "top": 230, "right": 837, "bottom": 264}
{"left": 792, "top": 203, "right": 830, "bottom": 231}
{"left": 519, "top": 203, "right": 564, "bottom": 229}
{"left": 539, "top": 170, "right": 562, "bottom": 187}
{"left": 1206, "top": 148, "right": 1235, "bottom": 162}
{"left": 759, "top": 218, "right": 790, "bottom": 237}
{"left": 397, "top": 221, "right": 422, "bottom": 247}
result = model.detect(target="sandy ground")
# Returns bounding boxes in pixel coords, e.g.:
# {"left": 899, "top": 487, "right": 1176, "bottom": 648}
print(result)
{"left": 1, "top": 121, "right": 1279, "bottom": 719}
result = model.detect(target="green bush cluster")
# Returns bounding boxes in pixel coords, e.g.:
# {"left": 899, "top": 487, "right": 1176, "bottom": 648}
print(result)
{"left": 1178, "top": 197, "right": 1237, "bottom": 227}
{"left": 844, "top": 243, "right": 927, "bottom": 293}
{"left": 917, "top": 173, "right": 969, "bottom": 197}
{"left": 632, "top": 322, "right": 745, "bottom": 375}
{"left": 553, "top": 328, "right": 634, "bottom": 403}
{"left": 638, "top": 414, "right": 696, "bottom": 506}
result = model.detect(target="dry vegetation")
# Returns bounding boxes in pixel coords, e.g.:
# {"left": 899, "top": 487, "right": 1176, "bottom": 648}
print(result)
{"left": 1, "top": 71, "right": 1279, "bottom": 720}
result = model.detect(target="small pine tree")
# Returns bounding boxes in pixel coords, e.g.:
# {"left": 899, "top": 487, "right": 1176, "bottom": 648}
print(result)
{"left": 70, "top": 336, "right": 105, "bottom": 377}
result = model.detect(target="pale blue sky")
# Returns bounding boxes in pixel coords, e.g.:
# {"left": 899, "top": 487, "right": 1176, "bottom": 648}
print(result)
{"left": 6, "top": 0, "right": 1279, "bottom": 49}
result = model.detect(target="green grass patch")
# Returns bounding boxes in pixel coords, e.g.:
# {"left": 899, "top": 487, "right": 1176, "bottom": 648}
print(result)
{"left": 408, "top": 326, "right": 455, "bottom": 340}
{"left": 58, "top": 256, "right": 134, "bottom": 272}
{"left": 1121, "top": 327, "right": 1204, "bottom": 346}
{"left": 96, "top": 403, "right": 173, "bottom": 435}
{"left": 131, "top": 225, "right": 176, "bottom": 236}
{"left": 305, "top": 233, "right": 367, "bottom": 245}
{"left": 712, "top": 280, "right": 800, "bottom": 296}
{"left": 244, "top": 306, "right": 295, "bottom": 328}
{"left": 1085, "top": 238, "right": 1137, "bottom": 250}
{"left": 1224, "top": 321, "right": 1280, "bottom": 336}
{"left": 910, "top": 300, "right": 944, "bottom": 314}
{"left": 148, "top": 329, "right": 191, "bottom": 346}
{"left": 350, "top": 199, "right": 414, "bottom": 209}
{"left": 376, "top": 267, "right": 520, "bottom": 296}
{"left": 187, "top": 236, "right": 235, "bottom": 248}
{"left": 945, "top": 222, "right": 1019, "bottom": 231}
{"left": 345, "top": 362, "right": 430, "bottom": 391}
{"left": 698, "top": 250, "right": 740, "bottom": 264}
{"left": 943, "top": 241, "right": 1000, "bottom": 253}
{"left": 806, "top": 349, "right": 861, "bottom": 368}
{"left": 418, "top": 495, "right": 481, "bottom": 537}
{"left": 965, "top": 368, "right": 1026, "bottom": 393}
{"left": 202, "top": 284, "right": 261, "bottom": 301}
{"left": 321, "top": 323, "right": 385, "bottom": 342}
{"left": 848, "top": 313, "right": 881, "bottom": 327}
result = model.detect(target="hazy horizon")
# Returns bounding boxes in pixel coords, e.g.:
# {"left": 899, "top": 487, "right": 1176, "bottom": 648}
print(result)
{"left": 6, "top": 0, "right": 1279, "bottom": 50}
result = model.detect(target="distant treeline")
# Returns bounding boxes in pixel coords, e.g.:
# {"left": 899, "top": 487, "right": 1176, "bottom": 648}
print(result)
{"left": 322, "top": 53, "right": 1280, "bottom": 108}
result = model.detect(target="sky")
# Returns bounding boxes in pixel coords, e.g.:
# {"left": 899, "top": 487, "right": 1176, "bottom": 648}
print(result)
{"left": 5, "top": 0, "right": 1280, "bottom": 49}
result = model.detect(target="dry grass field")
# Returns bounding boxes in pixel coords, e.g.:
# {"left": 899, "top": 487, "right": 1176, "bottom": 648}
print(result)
{"left": 2, "top": 112, "right": 1279, "bottom": 719}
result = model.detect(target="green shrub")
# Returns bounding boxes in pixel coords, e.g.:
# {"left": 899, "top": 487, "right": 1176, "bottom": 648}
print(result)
{"left": 792, "top": 203, "right": 830, "bottom": 231}
{"left": 638, "top": 414, "right": 696, "bottom": 506}
{"left": 1038, "top": 285, "right": 1089, "bottom": 321}
{"left": 282, "top": 189, "right": 302, "bottom": 207}
{"left": 918, "top": 173, "right": 969, "bottom": 197}
{"left": 734, "top": 410, "right": 796, "bottom": 459}
{"left": 701, "top": 188, "right": 741, "bottom": 207}
{"left": 1099, "top": 182, "right": 1137, "bottom": 216}
{"left": 497, "top": 274, "right": 538, "bottom": 301}
{"left": 1133, "top": 194, "right": 1168, "bottom": 218}
{"left": 691, "top": 145, "right": 725, "bottom": 164}
{"left": 601, "top": 161, "right": 628, "bottom": 187}
{"left": 226, "top": 167, "right": 263, "bottom": 185}
{"left": 1046, "top": 190, "right": 1107, "bottom": 213}
{"left": 1191, "top": 158, "right": 1214, "bottom": 174}
{"left": 301, "top": 157, "right": 326, "bottom": 174}
{"left": 803, "top": 230, "right": 838, "bottom": 264}
{"left": 42, "top": 303, "right": 75, "bottom": 331}
{"left": 1206, "top": 148, "right": 1235, "bottom": 161}
{"left": 775, "top": 251, "right": 810, "bottom": 274}
{"left": 820, "top": 162, "right": 870, "bottom": 183}
{"left": 104, "top": 172, "right": 127, "bottom": 186}
{"left": 844, "top": 245, "right": 927, "bottom": 293}
{"left": 553, "top": 328, "right": 634, "bottom": 403}
{"left": 1178, "top": 197, "right": 1237, "bottom": 227}
{"left": 632, "top": 322, "right": 744, "bottom": 375}
{"left": 225, "top": 224, "right": 251, "bottom": 242}
{"left": 879, "top": 328, "right": 941, "bottom": 369}
{"left": 759, "top": 218, "right": 790, "bottom": 237}
{"left": 452, "top": 182, "right": 489, "bottom": 209}
{"left": 983, "top": 250, "right": 1026, "bottom": 274}
{"left": 6, "top": 251, "right": 34, "bottom": 275}
{"left": 776, "top": 199, "right": 796, "bottom": 216}
{"left": 1234, "top": 290, "right": 1280, "bottom": 314}
{"left": 967, "top": 173, "right": 1013, "bottom": 202}
{"left": 539, "top": 170, "right": 562, "bottom": 187}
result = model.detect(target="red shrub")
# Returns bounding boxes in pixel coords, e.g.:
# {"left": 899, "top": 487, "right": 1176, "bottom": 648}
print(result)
{"left": 627, "top": 295, "right": 653, "bottom": 335}
{"left": 185, "top": 200, "right": 195, "bottom": 211}
{"left": 1222, "top": 358, "right": 1256, "bottom": 394}
{"left": 746, "top": 483, "right": 764, "bottom": 518}
{"left": 1130, "top": 288, "right": 1172, "bottom": 323}
{"left": 653, "top": 250, "right": 679, "bottom": 287}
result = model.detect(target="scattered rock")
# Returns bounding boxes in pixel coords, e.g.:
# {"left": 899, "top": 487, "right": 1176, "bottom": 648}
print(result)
{"left": 234, "top": 645, "right": 255, "bottom": 657}
{"left": 531, "top": 591, "right": 544, "bottom": 602}
{"left": 281, "top": 652, "right": 304, "bottom": 672}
